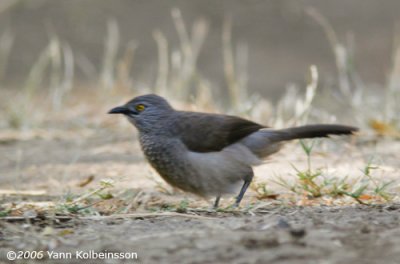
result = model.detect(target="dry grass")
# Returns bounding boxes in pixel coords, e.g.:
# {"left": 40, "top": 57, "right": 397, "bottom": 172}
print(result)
{"left": 0, "top": 8, "right": 399, "bottom": 219}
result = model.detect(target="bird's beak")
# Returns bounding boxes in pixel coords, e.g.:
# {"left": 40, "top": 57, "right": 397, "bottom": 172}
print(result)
{"left": 108, "top": 106, "right": 132, "bottom": 115}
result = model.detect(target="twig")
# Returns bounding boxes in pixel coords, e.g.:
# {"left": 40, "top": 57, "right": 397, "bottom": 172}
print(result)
{"left": 0, "top": 215, "right": 72, "bottom": 222}
{"left": 80, "top": 211, "right": 216, "bottom": 220}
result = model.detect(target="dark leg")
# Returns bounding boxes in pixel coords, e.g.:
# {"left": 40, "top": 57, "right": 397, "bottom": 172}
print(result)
{"left": 213, "top": 195, "right": 221, "bottom": 209}
{"left": 234, "top": 180, "right": 251, "bottom": 207}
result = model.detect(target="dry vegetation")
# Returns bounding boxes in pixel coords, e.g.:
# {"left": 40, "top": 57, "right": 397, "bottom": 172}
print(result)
{"left": 0, "top": 6, "right": 399, "bottom": 264}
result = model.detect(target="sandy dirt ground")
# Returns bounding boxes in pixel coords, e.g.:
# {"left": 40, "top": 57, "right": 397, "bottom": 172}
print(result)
{"left": 2, "top": 203, "right": 400, "bottom": 264}
{"left": 0, "top": 117, "right": 399, "bottom": 264}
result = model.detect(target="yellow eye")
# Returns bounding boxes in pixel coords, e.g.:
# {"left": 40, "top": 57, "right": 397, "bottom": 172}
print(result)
{"left": 135, "top": 104, "right": 145, "bottom": 112}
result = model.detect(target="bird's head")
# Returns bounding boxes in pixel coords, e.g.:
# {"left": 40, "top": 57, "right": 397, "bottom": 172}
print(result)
{"left": 108, "top": 94, "right": 174, "bottom": 133}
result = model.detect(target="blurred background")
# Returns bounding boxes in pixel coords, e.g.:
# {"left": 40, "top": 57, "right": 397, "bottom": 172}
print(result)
{"left": 0, "top": 0, "right": 399, "bottom": 186}
{"left": 0, "top": 0, "right": 399, "bottom": 98}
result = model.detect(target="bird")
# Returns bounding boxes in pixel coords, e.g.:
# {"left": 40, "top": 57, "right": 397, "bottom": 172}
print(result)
{"left": 109, "top": 94, "right": 358, "bottom": 208}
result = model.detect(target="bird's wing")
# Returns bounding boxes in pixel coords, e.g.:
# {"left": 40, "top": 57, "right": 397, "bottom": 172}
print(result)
{"left": 173, "top": 112, "right": 265, "bottom": 152}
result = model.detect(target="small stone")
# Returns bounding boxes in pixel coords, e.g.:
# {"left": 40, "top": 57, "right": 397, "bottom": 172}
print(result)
{"left": 360, "top": 225, "right": 371, "bottom": 234}
{"left": 290, "top": 228, "right": 306, "bottom": 238}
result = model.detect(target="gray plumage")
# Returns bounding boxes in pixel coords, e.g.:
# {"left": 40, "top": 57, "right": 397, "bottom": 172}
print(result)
{"left": 109, "top": 94, "right": 358, "bottom": 207}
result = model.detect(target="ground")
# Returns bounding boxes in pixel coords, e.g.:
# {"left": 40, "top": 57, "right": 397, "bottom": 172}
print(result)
{"left": 0, "top": 90, "right": 399, "bottom": 264}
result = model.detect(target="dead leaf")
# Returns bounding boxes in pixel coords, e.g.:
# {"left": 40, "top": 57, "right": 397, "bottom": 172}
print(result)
{"left": 256, "top": 193, "right": 279, "bottom": 200}
{"left": 58, "top": 229, "right": 74, "bottom": 236}
{"left": 369, "top": 119, "right": 400, "bottom": 138}
{"left": 358, "top": 194, "right": 376, "bottom": 200}
{"left": 77, "top": 175, "right": 95, "bottom": 187}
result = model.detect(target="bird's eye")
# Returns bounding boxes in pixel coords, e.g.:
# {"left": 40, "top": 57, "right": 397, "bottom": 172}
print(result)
{"left": 135, "top": 104, "right": 146, "bottom": 112}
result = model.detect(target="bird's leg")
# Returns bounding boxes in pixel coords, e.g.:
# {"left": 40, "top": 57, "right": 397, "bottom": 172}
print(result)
{"left": 213, "top": 195, "right": 221, "bottom": 209}
{"left": 234, "top": 180, "right": 251, "bottom": 207}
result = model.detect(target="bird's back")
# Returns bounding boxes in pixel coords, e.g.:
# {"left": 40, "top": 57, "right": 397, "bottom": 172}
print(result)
{"left": 166, "top": 111, "right": 265, "bottom": 153}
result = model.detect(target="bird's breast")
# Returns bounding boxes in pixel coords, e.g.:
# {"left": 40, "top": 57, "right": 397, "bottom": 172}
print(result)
{"left": 137, "top": 134, "right": 254, "bottom": 197}
{"left": 138, "top": 135, "right": 202, "bottom": 192}
{"left": 139, "top": 135, "right": 177, "bottom": 172}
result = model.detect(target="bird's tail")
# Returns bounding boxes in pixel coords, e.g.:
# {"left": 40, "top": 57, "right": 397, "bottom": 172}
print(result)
{"left": 240, "top": 124, "right": 358, "bottom": 159}
{"left": 273, "top": 124, "right": 358, "bottom": 142}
